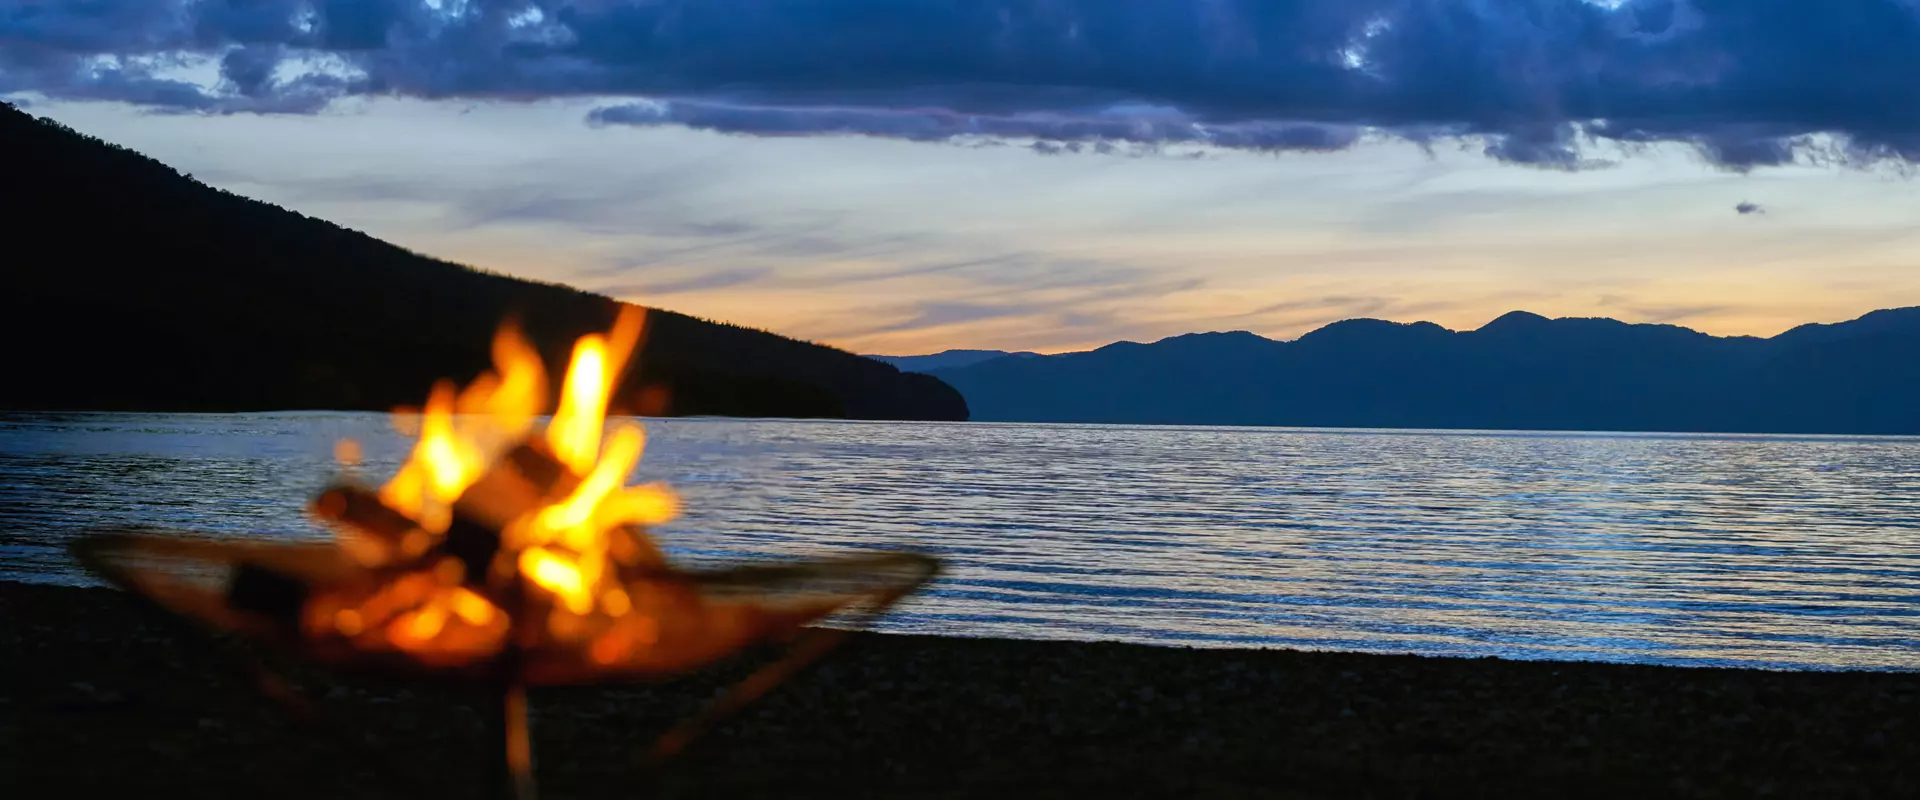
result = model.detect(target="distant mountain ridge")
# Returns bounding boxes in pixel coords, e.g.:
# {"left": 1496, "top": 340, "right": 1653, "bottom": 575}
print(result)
{"left": 0, "top": 102, "right": 966, "bottom": 421}
{"left": 865, "top": 349, "right": 1043, "bottom": 373}
{"left": 928, "top": 309, "right": 1920, "bottom": 435}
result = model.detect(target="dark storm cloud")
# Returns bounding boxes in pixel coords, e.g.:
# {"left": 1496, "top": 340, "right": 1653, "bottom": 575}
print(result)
{"left": 585, "top": 98, "right": 1362, "bottom": 154}
{"left": 4, "top": 1, "right": 1920, "bottom": 168}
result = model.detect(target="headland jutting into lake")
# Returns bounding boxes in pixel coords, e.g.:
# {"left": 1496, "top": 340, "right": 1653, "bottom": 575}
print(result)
{"left": 6, "top": 582, "right": 1915, "bottom": 798}
{"left": 0, "top": 102, "right": 966, "bottom": 424}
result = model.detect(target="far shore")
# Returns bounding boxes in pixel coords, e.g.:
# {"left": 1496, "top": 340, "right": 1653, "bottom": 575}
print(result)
{"left": 9, "top": 407, "right": 1920, "bottom": 444}
{"left": 5, "top": 581, "right": 1915, "bottom": 798}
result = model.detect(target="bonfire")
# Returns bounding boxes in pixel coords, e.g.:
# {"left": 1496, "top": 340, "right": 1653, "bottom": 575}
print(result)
{"left": 72, "top": 308, "right": 940, "bottom": 798}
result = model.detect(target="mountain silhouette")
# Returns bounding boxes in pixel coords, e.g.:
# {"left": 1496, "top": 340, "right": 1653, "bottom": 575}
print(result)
{"left": 866, "top": 349, "right": 1043, "bottom": 373}
{"left": 928, "top": 309, "right": 1920, "bottom": 434}
{"left": 0, "top": 102, "right": 965, "bottom": 421}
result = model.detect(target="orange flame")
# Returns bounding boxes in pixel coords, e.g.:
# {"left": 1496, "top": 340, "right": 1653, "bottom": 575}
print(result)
{"left": 310, "top": 307, "right": 684, "bottom": 663}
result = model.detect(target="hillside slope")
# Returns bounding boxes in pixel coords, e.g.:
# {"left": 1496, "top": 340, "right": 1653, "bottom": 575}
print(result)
{"left": 0, "top": 102, "right": 966, "bottom": 421}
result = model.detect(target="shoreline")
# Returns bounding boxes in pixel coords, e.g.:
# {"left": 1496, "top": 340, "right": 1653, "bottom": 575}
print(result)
{"left": 9, "top": 408, "right": 1920, "bottom": 440}
{"left": 11, "top": 575, "right": 1901, "bottom": 675}
{"left": 6, "top": 582, "right": 1916, "bottom": 798}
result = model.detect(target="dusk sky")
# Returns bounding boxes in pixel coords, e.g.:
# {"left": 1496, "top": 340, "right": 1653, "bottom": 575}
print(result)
{"left": 4, "top": 0, "right": 1918, "bottom": 355}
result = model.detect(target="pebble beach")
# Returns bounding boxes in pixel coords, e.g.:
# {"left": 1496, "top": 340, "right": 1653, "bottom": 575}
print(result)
{"left": 4, "top": 581, "right": 1916, "bottom": 798}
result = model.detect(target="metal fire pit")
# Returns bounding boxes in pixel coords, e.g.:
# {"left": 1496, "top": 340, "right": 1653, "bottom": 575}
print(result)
{"left": 71, "top": 310, "right": 940, "bottom": 798}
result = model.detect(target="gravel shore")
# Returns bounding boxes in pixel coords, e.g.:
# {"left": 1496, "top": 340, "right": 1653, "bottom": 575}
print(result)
{"left": 3, "top": 581, "right": 1915, "bottom": 798}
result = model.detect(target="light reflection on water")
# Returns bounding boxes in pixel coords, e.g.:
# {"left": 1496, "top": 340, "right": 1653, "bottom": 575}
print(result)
{"left": 3, "top": 412, "right": 1918, "bottom": 671}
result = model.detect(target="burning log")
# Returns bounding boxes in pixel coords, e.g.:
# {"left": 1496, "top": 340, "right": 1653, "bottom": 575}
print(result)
{"left": 71, "top": 308, "right": 941, "bottom": 799}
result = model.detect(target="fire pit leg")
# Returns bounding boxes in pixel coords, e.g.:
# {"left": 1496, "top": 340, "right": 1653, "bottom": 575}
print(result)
{"left": 641, "top": 558, "right": 939, "bottom": 766}
{"left": 488, "top": 682, "right": 538, "bottom": 800}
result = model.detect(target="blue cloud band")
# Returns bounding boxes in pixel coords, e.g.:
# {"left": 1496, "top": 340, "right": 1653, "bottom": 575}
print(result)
{"left": 4, "top": 1, "right": 1918, "bottom": 168}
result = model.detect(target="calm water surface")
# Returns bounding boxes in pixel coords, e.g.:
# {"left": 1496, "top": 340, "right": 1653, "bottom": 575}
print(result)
{"left": 3, "top": 412, "right": 1918, "bottom": 671}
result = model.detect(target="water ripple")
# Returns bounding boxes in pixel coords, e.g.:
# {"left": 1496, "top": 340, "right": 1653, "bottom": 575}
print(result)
{"left": 2, "top": 413, "right": 1918, "bottom": 670}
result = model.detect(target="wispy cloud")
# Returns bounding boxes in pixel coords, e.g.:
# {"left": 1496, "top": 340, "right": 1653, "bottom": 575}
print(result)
{"left": 596, "top": 267, "right": 772, "bottom": 297}
{"left": 4, "top": 1, "right": 1919, "bottom": 169}
{"left": 798, "top": 256, "right": 1208, "bottom": 347}
{"left": 1597, "top": 294, "right": 1733, "bottom": 326}
{"left": 1633, "top": 304, "right": 1732, "bottom": 324}
{"left": 1224, "top": 293, "right": 1492, "bottom": 336}
{"left": 1234, "top": 295, "right": 1399, "bottom": 320}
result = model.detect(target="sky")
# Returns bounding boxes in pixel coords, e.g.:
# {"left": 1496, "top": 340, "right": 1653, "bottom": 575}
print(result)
{"left": 4, "top": 1, "right": 1919, "bottom": 356}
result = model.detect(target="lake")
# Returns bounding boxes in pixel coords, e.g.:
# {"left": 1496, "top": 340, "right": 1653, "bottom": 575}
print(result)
{"left": 3, "top": 412, "right": 1917, "bottom": 671}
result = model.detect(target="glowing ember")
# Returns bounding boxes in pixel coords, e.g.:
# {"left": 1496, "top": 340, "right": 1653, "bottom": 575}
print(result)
{"left": 301, "top": 309, "right": 692, "bottom": 672}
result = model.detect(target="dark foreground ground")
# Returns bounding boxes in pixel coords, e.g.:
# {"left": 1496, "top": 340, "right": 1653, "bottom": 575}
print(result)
{"left": 3, "top": 582, "right": 1915, "bottom": 799}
